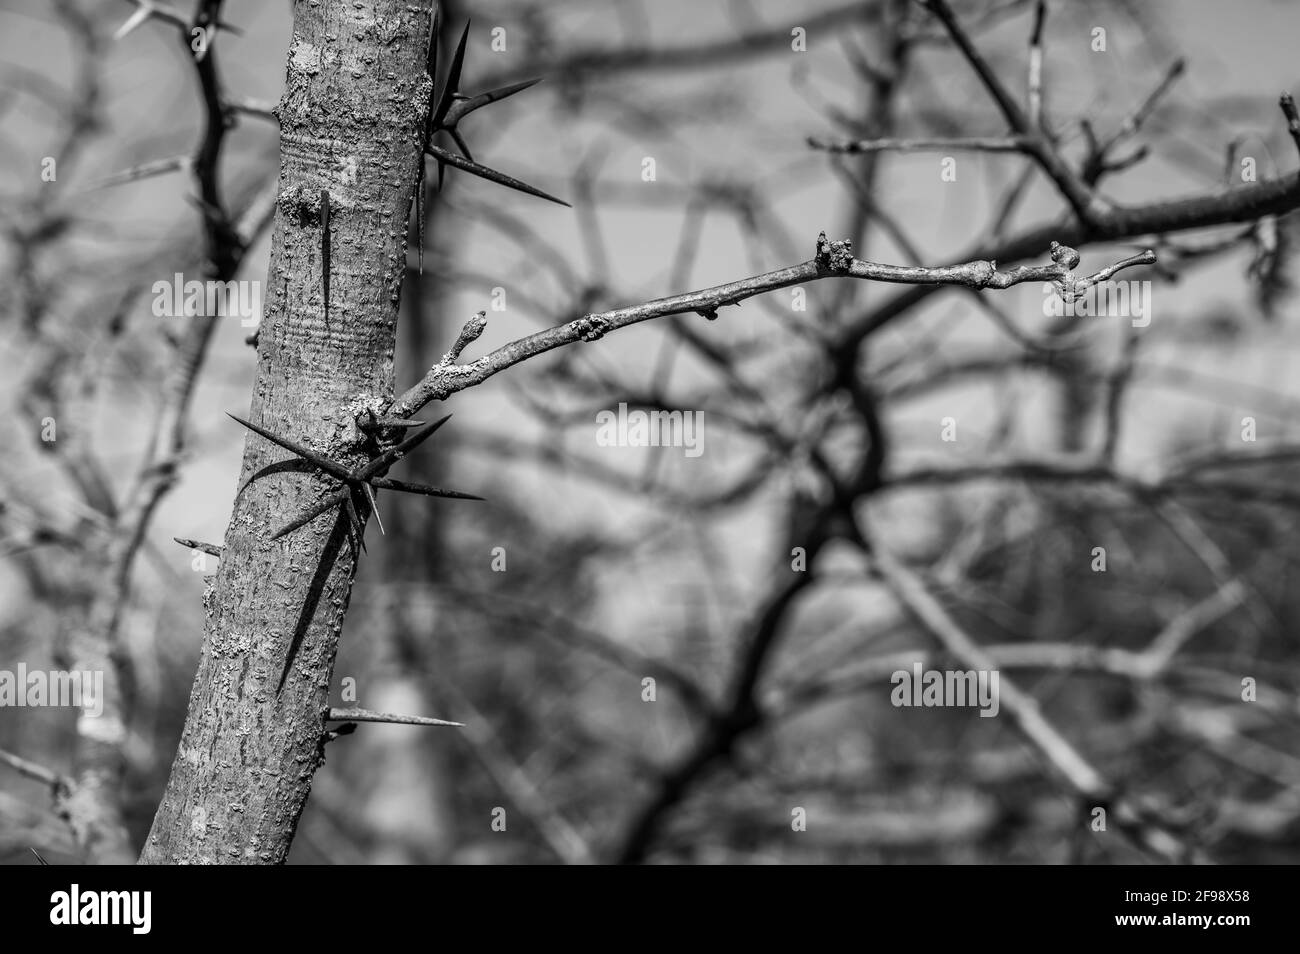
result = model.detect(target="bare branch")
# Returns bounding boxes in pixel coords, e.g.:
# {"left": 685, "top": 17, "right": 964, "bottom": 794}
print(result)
{"left": 920, "top": 0, "right": 1102, "bottom": 224}
{"left": 809, "top": 135, "right": 1033, "bottom": 154}
{"left": 392, "top": 237, "right": 1153, "bottom": 417}
{"left": 0, "top": 748, "right": 67, "bottom": 790}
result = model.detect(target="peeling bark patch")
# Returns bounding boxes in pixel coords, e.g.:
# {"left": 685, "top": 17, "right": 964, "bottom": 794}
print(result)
{"left": 289, "top": 38, "right": 323, "bottom": 75}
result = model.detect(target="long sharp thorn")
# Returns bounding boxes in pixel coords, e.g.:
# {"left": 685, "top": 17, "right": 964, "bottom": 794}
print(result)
{"left": 370, "top": 476, "right": 485, "bottom": 501}
{"left": 362, "top": 482, "right": 385, "bottom": 535}
{"left": 83, "top": 155, "right": 189, "bottom": 192}
{"left": 271, "top": 489, "right": 348, "bottom": 540}
{"left": 416, "top": 178, "right": 425, "bottom": 275}
{"left": 227, "top": 413, "right": 352, "bottom": 481}
{"left": 426, "top": 5, "right": 441, "bottom": 81}
{"left": 327, "top": 707, "right": 463, "bottom": 727}
{"left": 424, "top": 145, "right": 571, "bottom": 207}
{"left": 321, "top": 190, "right": 331, "bottom": 329}
{"left": 431, "top": 20, "right": 471, "bottom": 128}
{"left": 357, "top": 416, "right": 426, "bottom": 433}
{"left": 175, "top": 537, "right": 222, "bottom": 557}
{"left": 450, "top": 128, "right": 474, "bottom": 163}
{"left": 358, "top": 416, "right": 426, "bottom": 431}
{"left": 443, "top": 78, "right": 542, "bottom": 126}
{"left": 357, "top": 413, "right": 454, "bottom": 479}
{"left": 343, "top": 494, "right": 367, "bottom": 553}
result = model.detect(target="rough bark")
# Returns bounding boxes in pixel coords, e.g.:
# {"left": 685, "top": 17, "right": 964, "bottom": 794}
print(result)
{"left": 140, "top": 0, "right": 433, "bottom": 864}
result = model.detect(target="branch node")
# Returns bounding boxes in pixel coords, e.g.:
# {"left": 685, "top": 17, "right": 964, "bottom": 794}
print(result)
{"left": 815, "top": 230, "right": 855, "bottom": 273}
{"left": 1049, "top": 241, "right": 1081, "bottom": 270}
{"left": 574, "top": 314, "right": 609, "bottom": 342}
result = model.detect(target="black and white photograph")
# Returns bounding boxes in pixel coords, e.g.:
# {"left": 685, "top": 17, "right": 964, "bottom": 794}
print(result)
{"left": 0, "top": 0, "right": 1293, "bottom": 925}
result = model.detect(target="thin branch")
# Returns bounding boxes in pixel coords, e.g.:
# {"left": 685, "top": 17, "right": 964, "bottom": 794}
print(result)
{"left": 809, "top": 135, "right": 1033, "bottom": 154}
{"left": 436, "top": 681, "right": 596, "bottom": 865}
{"left": 1137, "top": 578, "right": 1247, "bottom": 676}
{"left": 391, "top": 236, "right": 1153, "bottom": 417}
{"left": 920, "top": 0, "right": 1101, "bottom": 224}
{"left": 0, "top": 747, "right": 67, "bottom": 790}
{"left": 1026, "top": 0, "right": 1045, "bottom": 129}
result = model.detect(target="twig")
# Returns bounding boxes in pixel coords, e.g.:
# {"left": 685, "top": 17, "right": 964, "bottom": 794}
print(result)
{"left": 390, "top": 236, "right": 1153, "bottom": 417}
{"left": 436, "top": 681, "right": 596, "bottom": 865}
{"left": 809, "top": 135, "right": 1033, "bottom": 154}
{"left": 0, "top": 747, "right": 67, "bottom": 790}
{"left": 919, "top": 0, "right": 1101, "bottom": 224}
{"left": 1026, "top": 0, "right": 1045, "bottom": 129}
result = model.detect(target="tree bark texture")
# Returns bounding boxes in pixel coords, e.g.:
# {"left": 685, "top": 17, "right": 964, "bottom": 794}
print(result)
{"left": 141, "top": 0, "right": 433, "bottom": 863}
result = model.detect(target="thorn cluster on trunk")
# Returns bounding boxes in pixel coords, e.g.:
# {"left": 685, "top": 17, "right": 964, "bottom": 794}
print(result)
{"left": 227, "top": 411, "right": 482, "bottom": 554}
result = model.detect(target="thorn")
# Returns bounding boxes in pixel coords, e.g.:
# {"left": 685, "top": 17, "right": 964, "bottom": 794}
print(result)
{"left": 369, "top": 476, "right": 484, "bottom": 501}
{"left": 424, "top": 144, "right": 571, "bottom": 207}
{"left": 81, "top": 155, "right": 189, "bottom": 192}
{"left": 442, "top": 78, "right": 542, "bottom": 127}
{"left": 343, "top": 493, "right": 367, "bottom": 554}
{"left": 174, "top": 537, "right": 223, "bottom": 557}
{"left": 29, "top": 847, "right": 48, "bottom": 865}
{"left": 321, "top": 722, "right": 358, "bottom": 745}
{"left": 362, "top": 481, "right": 385, "bottom": 535}
{"left": 357, "top": 416, "right": 426, "bottom": 432}
{"left": 416, "top": 177, "right": 425, "bottom": 275}
{"left": 431, "top": 20, "right": 471, "bottom": 129}
{"left": 449, "top": 127, "right": 474, "bottom": 163}
{"left": 321, "top": 189, "right": 331, "bottom": 329}
{"left": 355, "top": 414, "right": 453, "bottom": 480}
{"left": 426, "top": 4, "right": 441, "bottom": 82}
{"left": 227, "top": 413, "right": 353, "bottom": 481}
{"left": 270, "top": 489, "right": 349, "bottom": 540}
{"left": 327, "top": 707, "right": 463, "bottom": 727}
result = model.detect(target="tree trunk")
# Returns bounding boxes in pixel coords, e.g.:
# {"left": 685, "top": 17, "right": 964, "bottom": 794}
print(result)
{"left": 140, "top": 0, "right": 433, "bottom": 864}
